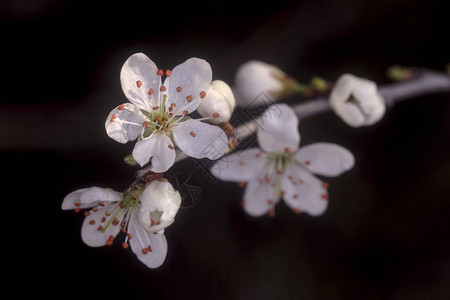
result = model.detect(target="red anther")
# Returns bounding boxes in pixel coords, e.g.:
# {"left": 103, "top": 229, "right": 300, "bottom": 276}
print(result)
{"left": 156, "top": 69, "right": 164, "bottom": 76}
{"left": 168, "top": 113, "right": 173, "bottom": 118}
{"left": 106, "top": 240, "right": 113, "bottom": 246}
{"left": 118, "top": 104, "right": 125, "bottom": 110}
{"left": 199, "top": 91, "right": 206, "bottom": 99}
{"left": 142, "top": 121, "right": 150, "bottom": 128}
{"left": 136, "top": 80, "right": 143, "bottom": 88}
{"left": 186, "top": 95, "right": 193, "bottom": 102}
{"left": 268, "top": 199, "right": 274, "bottom": 206}
{"left": 212, "top": 112, "right": 220, "bottom": 118}
{"left": 105, "top": 211, "right": 111, "bottom": 216}
{"left": 121, "top": 228, "right": 127, "bottom": 233}
{"left": 112, "top": 218, "right": 119, "bottom": 226}
{"left": 176, "top": 86, "right": 182, "bottom": 93}
{"left": 165, "top": 69, "right": 172, "bottom": 77}
{"left": 148, "top": 245, "right": 153, "bottom": 252}
{"left": 74, "top": 202, "right": 81, "bottom": 207}
{"left": 265, "top": 174, "right": 271, "bottom": 183}
{"left": 97, "top": 226, "right": 103, "bottom": 231}
{"left": 160, "top": 85, "right": 167, "bottom": 92}
{"left": 152, "top": 106, "right": 160, "bottom": 110}
{"left": 98, "top": 202, "right": 105, "bottom": 207}
{"left": 284, "top": 147, "right": 291, "bottom": 154}
{"left": 101, "top": 217, "right": 106, "bottom": 223}
{"left": 268, "top": 209, "right": 275, "bottom": 218}
{"left": 168, "top": 144, "right": 174, "bottom": 150}
{"left": 239, "top": 161, "right": 246, "bottom": 166}
{"left": 171, "top": 103, "right": 177, "bottom": 108}
{"left": 276, "top": 170, "right": 282, "bottom": 174}
{"left": 280, "top": 190, "right": 285, "bottom": 196}
{"left": 108, "top": 235, "right": 114, "bottom": 241}
{"left": 305, "top": 160, "right": 311, "bottom": 165}
{"left": 183, "top": 110, "right": 189, "bottom": 115}
{"left": 89, "top": 219, "right": 96, "bottom": 225}
{"left": 149, "top": 88, "right": 155, "bottom": 95}
{"left": 122, "top": 242, "right": 129, "bottom": 250}
{"left": 110, "top": 115, "right": 116, "bottom": 123}
{"left": 155, "top": 117, "right": 162, "bottom": 123}
{"left": 168, "top": 106, "right": 173, "bottom": 112}
{"left": 294, "top": 208, "right": 301, "bottom": 214}
{"left": 190, "top": 131, "right": 196, "bottom": 138}
{"left": 163, "top": 127, "right": 168, "bottom": 132}
{"left": 127, "top": 233, "right": 132, "bottom": 239}
{"left": 151, "top": 219, "right": 155, "bottom": 226}
{"left": 238, "top": 182, "right": 245, "bottom": 188}
{"left": 288, "top": 175, "right": 293, "bottom": 181}
{"left": 92, "top": 207, "right": 99, "bottom": 212}
{"left": 321, "top": 194, "right": 328, "bottom": 200}
{"left": 293, "top": 194, "right": 298, "bottom": 199}
{"left": 121, "top": 221, "right": 126, "bottom": 228}
{"left": 323, "top": 182, "right": 329, "bottom": 189}
{"left": 255, "top": 153, "right": 262, "bottom": 158}
{"left": 74, "top": 207, "right": 81, "bottom": 213}
{"left": 241, "top": 200, "right": 246, "bottom": 206}
{"left": 84, "top": 211, "right": 90, "bottom": 217}
{"left": 119, "top": 202, "right": 126, "bottom": 209}
{"left": 142, "top": 248, "right": 149, "bottom": 255}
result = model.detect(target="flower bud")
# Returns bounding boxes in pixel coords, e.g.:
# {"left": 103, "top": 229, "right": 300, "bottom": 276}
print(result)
{"left": 329, "top": 73, "right": 386, "bottom": 127}
{"left": 234, "top": 60, "right": 303, "bottom": 107}
{"left": 197, "top": 80, "right": 236, "bottom": 124}
{"left": 138, "top": 179, "right": 181, "bottom": 233}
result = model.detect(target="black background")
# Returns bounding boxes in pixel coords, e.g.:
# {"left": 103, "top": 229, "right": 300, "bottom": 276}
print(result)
{"left": 2, "top": 0, "right": 450, "bottom": 299}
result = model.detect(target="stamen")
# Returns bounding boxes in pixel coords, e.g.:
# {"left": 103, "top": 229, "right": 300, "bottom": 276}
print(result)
{"left": 74, "top": 207, "right": 81, "bottom": 213}
{"left": 238, "top": 182, "right": 245, "bottom": 187}
{"left": 142, "top": 121, "right": 150, "bottom": 128}
{"left": 156, "top": 69, "right": 164, "bottom": 76}
{"left": 110, "top": 115, "right": 116, "bottom": 123}
{"left": 239, "top": 161, "right": 246, "bottom": 166}
{"left": 284, "top": 147, "right": 291, "bottom": 154}
{"left": 321, "top": 194, "right": 328, "bottom": 200}
{"left": 118, "top": 104, "right": 125, "bottom": 110}
{"left": 190, "top": 131, "right": 196, "bottom": 138}
{"left": 212, "top": 112, "right": 220, "bottom": 118}
{"left": 136, "top": 80, "right": 143, "bottom": 88}
{"left": 305, "top": 160, "right": 311, "bottom": 165}
{"left": 160, "top": 85, "right": 167, "bottom": 92}
{"left": 165, "top": 69, "right": 172, "bottom": 77}
{"left": 255, "top": 153, "right": 262, "bottom": 158}
{"left": 323, "top": 182, "right": 329, "bottom": 189}
{"left": 98, "top": 202, "right": 105, "bottom": 207}
{"left": 152, "top": 106, "right": 160, "bottom": 110}
{"left": 148, "top": 245, "right": 153, "bottom": 252}
{"left": 186, "top": 95, "right": 193, "bottom": 102}
{"left": 142, "top": 248, "right": 149, "bottom": 255}
{"left": 183, "top": 110, "right": 189, "bottom": 115}
{"left": 122, "top": 242, "right": 129, "bottom": 249}
{"left": 294, "top": 208, "right": 301, "bottom": 214}
{"left": 199, "top": 91, "right": 206, "bottom": 99}
{"left": 176, "top": 86, "right": 182, "bottom": 93}
{"left": 149, "top": 88, "right": 155, "bottom": 95}
{"left": 241, "top": 200, "right": 246, "bottom": 206}
{"left": 168, "top": 144, "right": 174, "bottom": 150}
{"left": 268, "top": 209, "right": 275, "bottom": 218}
{"left": 89, "top": 220, "right": 96, "bottom": 225}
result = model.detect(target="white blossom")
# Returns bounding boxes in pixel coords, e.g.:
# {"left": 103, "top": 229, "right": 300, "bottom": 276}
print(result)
{"left": 211, "top": 104, "right": 354, "bottom": 217}
{"left": 330, "top": 73, "right": 386, "bottom": 127}
{"left": 233, "top": 60, "right": 297, "bottom": 107}
{"left": 197, "top": 80, "right": 236, "bottom": 124}
{"left": 105, "top": 53, "right": 228, "bottom": 172}
{"left": 61, "top": 179, "right": 181, "bottom": 269}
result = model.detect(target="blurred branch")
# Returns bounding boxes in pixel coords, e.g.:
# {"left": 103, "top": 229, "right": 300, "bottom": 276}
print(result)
{"left": 229, "top": 69, "right": 450, "bottom": 148}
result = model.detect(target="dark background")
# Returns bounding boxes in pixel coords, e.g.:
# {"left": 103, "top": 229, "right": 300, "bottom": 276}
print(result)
{"left": 2, "top": 0, "right": 449, "bottom": 299}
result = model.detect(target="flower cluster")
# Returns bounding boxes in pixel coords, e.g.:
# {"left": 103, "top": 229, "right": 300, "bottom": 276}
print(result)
{"left": 63, "top": 53, "right": 388, "bottom": 269}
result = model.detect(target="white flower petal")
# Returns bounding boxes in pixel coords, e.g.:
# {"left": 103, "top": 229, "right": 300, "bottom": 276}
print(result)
{"left": 281, "top": 164, "right": 328, "bottom": 216}
{"left": 105, "top": 103, "right": 145, "bottom": 144}
{"left": 166, "top": 58, "right": 212, "bottom": 115}
{"left": 138, "top": 180, "right": 181, "bottom": 233}
{"left": 62, "top": 187, "right": 122, "bottom": 210}
{"left": 120, "top": 53, "right": 161, "bottom": 111}
{"left": 132, "top": 133, "right": 176, "bottom": 172}
{"left": 295, "top": 143, "right": 355, "bottom": 177}
{"left": 242, "top": 175, "right": 280, "bottom": 217}
{"left": 172, "top": 120, "right": 227, "bottom": 160}
{"left": 128, "top": 215, "right": 168, "bottom": 269}
{"left": 210, "top": 148, "right": 267, "bottom": 182}
{"left": 197, "top": 80, "right": 236, "bottom": 124}
{"left": 81, "top": 203, "right": 123, "bottom": 247}
{"left": 257, "top": 104, "right": 300, "bottom": 153}
{"left": 330, "top": 73, "right": 385, "bottom": 127}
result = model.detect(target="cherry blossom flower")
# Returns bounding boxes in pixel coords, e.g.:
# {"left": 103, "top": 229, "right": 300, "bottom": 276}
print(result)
{"left": 233, "top": 60, "right": 303, "bottom": 107}
{"left": 61, "top": 178, "right": 181, "bottom": 269}
{"left": 197, "top": 80, "right": 236, "bottom": 124}
{"left": 211, "top": 104, "right": 354, "bottom": 217}
{"left": 105, "top": 53, "right": 228, "bottom": 172}
{"left": 330, "top": 73, "right": 386, "bottom": 127}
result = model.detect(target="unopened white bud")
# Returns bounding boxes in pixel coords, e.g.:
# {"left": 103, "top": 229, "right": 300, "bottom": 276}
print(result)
{"left": 197, "top": 80, "right": 236, "bottom": 124}
{"left": 234, "top": 60, "right": 301, "bottom": 107}
{"left": 329, "top": 74, "right": 386, "bottom": 127}
{"left": 138, "top": 180, "right": 181, "bottom": 233}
